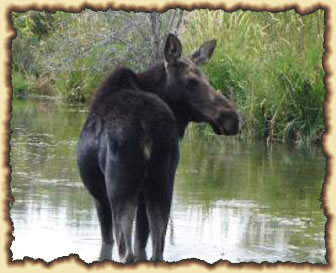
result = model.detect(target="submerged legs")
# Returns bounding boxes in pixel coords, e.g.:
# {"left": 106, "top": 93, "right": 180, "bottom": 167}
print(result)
{"left": 134, "top": 192, "right": 149, "bottom": 261}
{"left": 95, "top": 198, "right": 114, "bottom": 261}
{"left": 143, "top": 144, "right": 179, "bottom": 261}
{"left": 112, "top": 201, "right": 138, "bottom": 263}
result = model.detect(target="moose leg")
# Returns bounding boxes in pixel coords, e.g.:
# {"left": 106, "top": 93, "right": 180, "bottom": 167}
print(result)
{"left": 116, "top": 201, "right": 138, "bottom": 263}
{"left": 112, "top": 209, "right": 127, "bottom": 261}
{"left": 134, "top": 192, "right": 149, "bottom": 261}
{"left": 77, "top": 156, "right": 114, "bottom": 261}
{"left": 146, "top": 203, "right": 169, "bottom": 262}
{"left": 95, "top": 198, "right": 114, "bottom": 261}
{"left": 104, "top": 149, "right": 144, "bottom": 263}
{"left": 145, "top": 145, "right": 179, "bottom": 262}
{"left": 117, "top": 233, "right": 126, "bottom": 259}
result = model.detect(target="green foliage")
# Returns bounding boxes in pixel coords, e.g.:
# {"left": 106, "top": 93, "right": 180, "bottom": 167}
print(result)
{"left": 11, "top": 71, "right": 31, "bottom": 95}
{"left": 12, "top": 11, "right": 54, "bottom": 39}
{"left": 268, "top": 44, "right": 325, "bottom": 143}
{"left": 183, "top": 9, "right": 325, "bottom": 144}
{"left": 11, "top": 10, "right": 181, "bottom": 102}
{"left": 54, "top": 69, "right": 103, "bottom": 102}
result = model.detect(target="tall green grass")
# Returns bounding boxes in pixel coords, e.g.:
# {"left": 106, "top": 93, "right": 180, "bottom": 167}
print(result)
{"left": 183, "top": 10, "right": 325, "bottom": 144}
{"left": 54, "top": 68, "right": 104, "bottom": 103}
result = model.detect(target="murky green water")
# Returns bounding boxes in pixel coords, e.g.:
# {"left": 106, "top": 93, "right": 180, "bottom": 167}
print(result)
{"left": 10, "top": 97, "right": 326, "bottom": 263}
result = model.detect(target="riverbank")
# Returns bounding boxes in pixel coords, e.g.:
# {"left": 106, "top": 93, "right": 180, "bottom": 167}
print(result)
{"left": 11, "top": 9, "right": 325, "bottom": 144}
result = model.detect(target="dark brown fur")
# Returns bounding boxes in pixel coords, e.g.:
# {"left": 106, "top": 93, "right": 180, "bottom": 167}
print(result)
{"left": 77, "top": 34, "right": 239, "bottom": 263}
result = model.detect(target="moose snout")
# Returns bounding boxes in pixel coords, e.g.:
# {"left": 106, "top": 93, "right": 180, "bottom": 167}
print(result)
{"left": 221, "top": 111, "right": 240, "bottom": 135}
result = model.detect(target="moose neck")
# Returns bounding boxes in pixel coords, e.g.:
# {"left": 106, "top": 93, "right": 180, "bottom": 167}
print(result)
{"left": 175, "top": 117, "right": 188, "bottom": 138}
{"left": 136, "top": 63, "right": 167, "bottom": 97}
{"left": 137, "top": 63, "right": 189, "bottom": 138}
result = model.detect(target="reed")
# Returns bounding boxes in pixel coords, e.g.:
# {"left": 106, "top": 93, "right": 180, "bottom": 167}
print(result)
{"left": 183, "top": 9, "right": 325, "bottom": 143}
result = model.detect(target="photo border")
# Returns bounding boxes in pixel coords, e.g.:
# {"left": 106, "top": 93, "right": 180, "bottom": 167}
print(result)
{"left": 1, "top": 0, "right": 334, "bottom": 272}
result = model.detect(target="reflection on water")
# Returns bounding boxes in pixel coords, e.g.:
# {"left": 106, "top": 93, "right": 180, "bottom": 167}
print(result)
{"left": 10, "top": 98, "right": 326, "bottom": 263}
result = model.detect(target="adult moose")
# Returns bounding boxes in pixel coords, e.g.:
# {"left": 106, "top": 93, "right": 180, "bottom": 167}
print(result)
{"left": 77, "top": 34, "right": 239, "bottom": 263}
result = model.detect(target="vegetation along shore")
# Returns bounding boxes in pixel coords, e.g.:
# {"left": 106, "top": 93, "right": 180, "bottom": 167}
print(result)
{"left": 11, "top": 9, "right": 325, "bottom": 144}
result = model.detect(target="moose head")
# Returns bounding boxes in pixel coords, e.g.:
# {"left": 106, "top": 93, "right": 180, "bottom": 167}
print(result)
{"left": 162, "top": 34, "right": 239, "bottom": 137}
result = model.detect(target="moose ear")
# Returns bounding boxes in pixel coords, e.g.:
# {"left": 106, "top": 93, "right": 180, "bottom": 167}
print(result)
{"left": 189, "top": 39, "right": 217, "bottom": 65}
{"left": 164, "top": 34, "right": 182, "bottom": 64}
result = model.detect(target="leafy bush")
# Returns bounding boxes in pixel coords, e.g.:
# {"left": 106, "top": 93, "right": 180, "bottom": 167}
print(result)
{"left": 11, "top": 71, "right": 31, "bottom": 96}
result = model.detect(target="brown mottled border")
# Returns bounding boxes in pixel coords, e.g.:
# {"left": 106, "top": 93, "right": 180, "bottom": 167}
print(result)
{"left": 0, "top": 0, "right": 334, "bottom": 272}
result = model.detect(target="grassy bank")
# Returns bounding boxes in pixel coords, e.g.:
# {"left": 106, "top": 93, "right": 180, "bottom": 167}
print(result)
{"left": 11, "top": 9, "right": 325, "bottom": 144}
{"left": 182, "top": 10, "right": 325, "bottom": 144}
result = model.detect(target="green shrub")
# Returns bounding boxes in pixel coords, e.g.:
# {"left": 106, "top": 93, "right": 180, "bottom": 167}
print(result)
{"left": 11, "top": 71, "right": 31, "bottom": 96}
{"left": 54, "top": 69, "right": 104, "bottom": 102}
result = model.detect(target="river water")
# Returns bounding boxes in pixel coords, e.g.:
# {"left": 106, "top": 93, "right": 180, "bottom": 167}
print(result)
{"left": 9, "top": 97, "right": 326, "bottom": 264}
